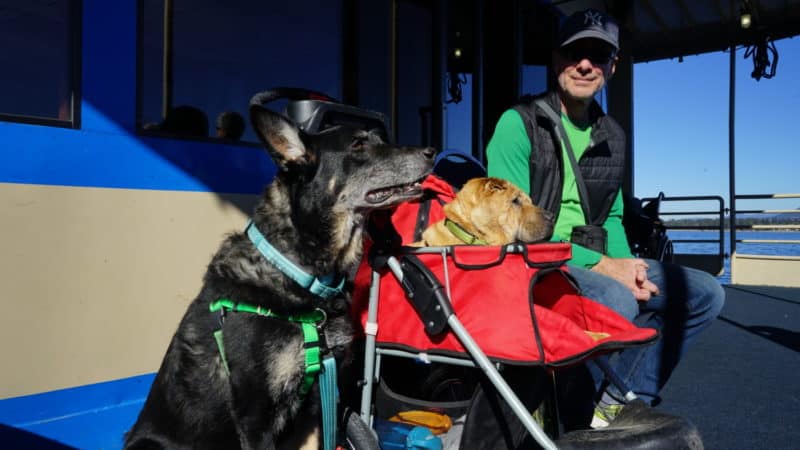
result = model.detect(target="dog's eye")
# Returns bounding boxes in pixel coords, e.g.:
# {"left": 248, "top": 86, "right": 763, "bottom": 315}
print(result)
{"left": 512, "top": 196, "right": 522, "bottom": 206}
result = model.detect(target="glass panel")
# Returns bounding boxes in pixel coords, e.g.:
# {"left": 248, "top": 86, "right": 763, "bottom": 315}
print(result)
{"left": 0, "top": 0, "right": 77, "bottom": 124}
{"left": 444, "top": 73, "right": 472, "bottom": 155}
{"left": 522, "top": 65, "right": 548, "bottom": 96}
{"left": 139, "top": 0, "right": 343, "bottom": 142}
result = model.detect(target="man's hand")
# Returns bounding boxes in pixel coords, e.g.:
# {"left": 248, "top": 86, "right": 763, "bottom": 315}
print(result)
{"left": 591, "top": 256, "right": 660, "bottom": 301}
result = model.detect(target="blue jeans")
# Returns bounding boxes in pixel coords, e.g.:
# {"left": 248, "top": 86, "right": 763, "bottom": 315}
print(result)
{"left": 568, "top": 259, "right": 726, "bottom": 405}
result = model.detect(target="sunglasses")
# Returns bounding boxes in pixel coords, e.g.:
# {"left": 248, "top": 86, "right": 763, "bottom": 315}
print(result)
{"left": 559, "top": 46, "right": 617, "bottom": 65}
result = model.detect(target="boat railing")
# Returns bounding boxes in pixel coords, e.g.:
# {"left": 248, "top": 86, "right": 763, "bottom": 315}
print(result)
{"left": 731, "top": 193, "right": 800, "bottom": 246}
{"left": 641, "top": 193, "right": 800, "bottom": 286}
{"left": 728, "top": 193, "right": 800, "bottom": 286}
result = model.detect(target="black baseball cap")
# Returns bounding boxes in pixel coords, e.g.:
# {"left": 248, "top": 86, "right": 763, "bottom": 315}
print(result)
{"left": 558, "top": 9, "right": 619, "bottom": 50}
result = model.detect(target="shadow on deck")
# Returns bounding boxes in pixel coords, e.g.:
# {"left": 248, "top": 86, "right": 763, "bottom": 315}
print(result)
{"left": 658, "top": 284, "right": 800, "bottom": 450}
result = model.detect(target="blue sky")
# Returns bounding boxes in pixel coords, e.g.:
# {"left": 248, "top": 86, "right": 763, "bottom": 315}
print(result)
{"left": 633, "top": 36, "right": 800, "bottom": 213}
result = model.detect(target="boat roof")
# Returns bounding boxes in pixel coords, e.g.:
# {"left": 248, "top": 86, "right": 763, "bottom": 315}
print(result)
{"left": 527, "top": 0, "right": 800, "bottom": 64}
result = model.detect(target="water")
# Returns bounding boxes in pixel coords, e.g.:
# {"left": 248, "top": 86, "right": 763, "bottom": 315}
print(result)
{"left": 667, "top": 230, "right": 800, "bottom": 284}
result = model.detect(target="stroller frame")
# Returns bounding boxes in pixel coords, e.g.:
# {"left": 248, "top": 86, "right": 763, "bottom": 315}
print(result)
{"left": 357, "top": 246, "right": 559, "bottom": 450}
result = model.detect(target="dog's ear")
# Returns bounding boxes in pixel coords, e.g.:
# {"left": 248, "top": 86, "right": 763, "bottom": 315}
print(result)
{"left": 249, "top": 104, "right": 314, "bottom": 171}
{"left": 483, "top": 177, "right": 506, "bottom": 192}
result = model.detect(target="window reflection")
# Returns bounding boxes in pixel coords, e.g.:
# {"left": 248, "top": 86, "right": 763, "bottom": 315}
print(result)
{"left": 138, "top": 0, "right": 343, "bottom": 142}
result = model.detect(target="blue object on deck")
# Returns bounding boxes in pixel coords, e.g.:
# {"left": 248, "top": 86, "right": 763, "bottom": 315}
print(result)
{"left": 374, "top": 419, "right": 442, "bottom": 450}
{"left": 0, "top": 373, "right": 154, "bottom": 450}
{"left": 406, "top": 426, "right": 443, "bottom": 450}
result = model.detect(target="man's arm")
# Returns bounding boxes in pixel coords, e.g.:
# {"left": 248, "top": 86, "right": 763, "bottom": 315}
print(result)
{"left": 605, "top": 190, "right": 634, "bottom": 259}
{"left": 486, "top": 109, "right": 531, "bottom": 192}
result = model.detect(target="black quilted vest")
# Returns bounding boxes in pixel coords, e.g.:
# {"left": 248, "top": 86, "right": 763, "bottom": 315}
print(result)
{"left": 513, "top": 91, "right": 626, "bottom": 226}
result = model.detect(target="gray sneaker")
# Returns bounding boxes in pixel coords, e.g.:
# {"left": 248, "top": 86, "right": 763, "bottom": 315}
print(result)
{"left": 590, "top": 402, "right": 624, "bottom": 429}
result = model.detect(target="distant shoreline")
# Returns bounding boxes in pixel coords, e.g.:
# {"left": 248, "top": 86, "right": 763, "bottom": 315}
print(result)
{"left": 669, "top": 228, "right": 800, "bottom": 232}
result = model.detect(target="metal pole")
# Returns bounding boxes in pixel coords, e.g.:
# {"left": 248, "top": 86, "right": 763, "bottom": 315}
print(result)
{"left": 432, "top": 0, "right": 446, "bottom": 152}
{"left": 162, "top": 0, "right": 174, "bottom": 119}
{"left": 359, "top": 270, "right": 383, "bottom": 426}
{"left": 729, "top": 45, "right": 737, "bottom": 259}
{"left": 472, "top": 0, "right": 484, "bottom": 163}
{"left": 391, "top": 0, "right": 399, "bottom": 143}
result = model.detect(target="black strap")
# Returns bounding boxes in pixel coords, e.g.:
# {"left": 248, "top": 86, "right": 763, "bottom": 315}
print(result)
{"left": 413, "top": 192, "right": 446, "bottom": 242}
{"left": 414, "top": 198, "right": 433, "bottom": 242}
{"left": 534, "top": 99, "right": 595, "bottom": 225}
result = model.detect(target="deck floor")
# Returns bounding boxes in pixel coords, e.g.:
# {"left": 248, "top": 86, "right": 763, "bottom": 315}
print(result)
{"left": 658, "top": 284, "right": 800, "bottom": 450}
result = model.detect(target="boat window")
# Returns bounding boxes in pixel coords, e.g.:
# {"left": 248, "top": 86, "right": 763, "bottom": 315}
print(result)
{"left": 0, "top": 0, "right": 81, "bottom": 127}
{"left": 138, "top": 0, "right": 343, "bottom": 143}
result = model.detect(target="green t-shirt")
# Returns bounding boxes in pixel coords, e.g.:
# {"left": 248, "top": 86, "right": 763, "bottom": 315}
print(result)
{"left": 486, "top": 109, "right": 633, "bottom": 268}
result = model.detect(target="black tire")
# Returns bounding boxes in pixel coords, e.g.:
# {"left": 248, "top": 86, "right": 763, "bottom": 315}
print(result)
{"left": 340, "top": 409, "right": 380, "bottom": 450}
{"left": 556, "top": 399, "right": 703, "bottom": 450}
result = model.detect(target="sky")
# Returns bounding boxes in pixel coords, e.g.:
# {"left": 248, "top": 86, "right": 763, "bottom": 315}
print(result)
{"left": 633, "top": 36, "right": 800, "bottom": 214}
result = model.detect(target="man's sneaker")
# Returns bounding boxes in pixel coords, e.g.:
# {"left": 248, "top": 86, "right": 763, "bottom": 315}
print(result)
{"left": 531, "top": 399, "right": 558, "bottom": 436}
{"left": 590, "top": 402, "right": 624, "bottom": 429}
{"left": 532, "top": 403, "right": 545, "bottom": 428}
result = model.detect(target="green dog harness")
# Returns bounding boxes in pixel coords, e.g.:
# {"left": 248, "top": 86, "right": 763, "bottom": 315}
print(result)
{"left": 210, "top": 299, "right": 339, "bottom": 450}
{"left": 209, "top": 298, "right": 326, "bottom": 396}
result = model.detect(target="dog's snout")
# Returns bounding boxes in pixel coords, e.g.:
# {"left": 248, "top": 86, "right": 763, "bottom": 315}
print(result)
{"left": 422, "top": 147, "right": 436, "bottom": 159}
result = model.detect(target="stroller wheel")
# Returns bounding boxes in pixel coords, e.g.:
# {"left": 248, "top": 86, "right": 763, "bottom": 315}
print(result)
{"left": 341, "top": 409, "right": 380, "bottom": 450}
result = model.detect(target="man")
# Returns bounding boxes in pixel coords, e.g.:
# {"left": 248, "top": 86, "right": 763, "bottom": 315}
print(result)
{"left": 486, "top": 9, "right": 725, "bottom": 428}
{"left": 215, "top": 111, "right": 246, "bottom": 140}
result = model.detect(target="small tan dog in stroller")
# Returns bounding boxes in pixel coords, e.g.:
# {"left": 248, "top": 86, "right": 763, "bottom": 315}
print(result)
{"left": 415, "top": 177, "right": 554, "bottom": 246}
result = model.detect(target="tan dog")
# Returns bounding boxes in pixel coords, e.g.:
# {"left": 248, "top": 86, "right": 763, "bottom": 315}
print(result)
{"left": 415, "top": 177, "right": 554, "bottom": 246}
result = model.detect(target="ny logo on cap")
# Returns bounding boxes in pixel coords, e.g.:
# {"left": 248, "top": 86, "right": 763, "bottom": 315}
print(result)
{"left": 584, "top": 10, "right": 604, "bottom": 26}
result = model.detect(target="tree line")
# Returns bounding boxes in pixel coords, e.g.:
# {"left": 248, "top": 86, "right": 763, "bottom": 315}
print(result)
{"left": 664, "top": 216, "right": 800, "bottom": 228}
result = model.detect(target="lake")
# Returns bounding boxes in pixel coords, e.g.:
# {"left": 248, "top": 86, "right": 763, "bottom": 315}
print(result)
{"left": 667, "top": 230, "right": 800, "bottom": 284}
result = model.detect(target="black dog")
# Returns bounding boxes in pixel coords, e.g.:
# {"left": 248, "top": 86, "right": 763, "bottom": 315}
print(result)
{"left": 124, "top": 100, "right": 434, "bottom": 449}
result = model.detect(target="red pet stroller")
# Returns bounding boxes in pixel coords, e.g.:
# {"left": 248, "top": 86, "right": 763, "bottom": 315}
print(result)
{"left": 347, "top": 175, "right": 703, "bottom": 450}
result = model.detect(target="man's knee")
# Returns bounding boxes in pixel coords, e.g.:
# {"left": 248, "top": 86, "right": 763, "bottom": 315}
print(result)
{"left": 701, "top": 274, "right": 725, "bottom": 318}
{"left": 684, "top": 267, "right": 725, "bottom": 320}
